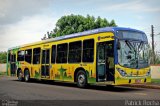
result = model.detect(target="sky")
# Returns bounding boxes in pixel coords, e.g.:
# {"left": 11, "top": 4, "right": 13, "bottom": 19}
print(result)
{"left": 0, "top": 0, "right": 160, "bottom": 53}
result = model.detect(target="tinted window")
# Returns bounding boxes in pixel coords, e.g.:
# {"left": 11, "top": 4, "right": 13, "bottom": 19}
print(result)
{"left": 42, "top": 49, "right": 50, "bottom": 64}
{"left": 33, "top": 48, "right": 41, "bottom": 64}
{"left": 51, "top": 45, "right": 56, "bottom": 63}
{"left": 56, "top": 43, "right": 68, "bottom": 63}
{"left": 83, "top": 39, "right": 94, "bottom": 62}
{"left": 8, "top": 52, "right": 10, "bottom": 62}
{"left": 117, "top": 31, "right": 147, "bottom": 42}
{"left": 25, "top": 49, "right": 32, "bottom": 63}
{"left": 11, "top": 54, "right": 16, "bottom": 62}
{"left": 17, "top": 51, "right": 25, "bottom": 61}
{"left": 68, "top": 41, "right": 82, "bottom": 63}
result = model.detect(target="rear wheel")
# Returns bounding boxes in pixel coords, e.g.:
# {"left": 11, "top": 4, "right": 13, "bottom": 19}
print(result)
{"left": 18, "top": 70, "right": 23, "bottom": 81}
{"left": 24, "top": 70, "right": 30, "bottom": 82}
{"left": 76, "top": 70, "right": 87, "bottom": 88}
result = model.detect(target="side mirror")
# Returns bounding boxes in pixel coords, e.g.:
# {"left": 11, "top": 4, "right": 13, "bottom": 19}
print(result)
{"left": 117, "top": 40, "right": 121, "bottom": 50}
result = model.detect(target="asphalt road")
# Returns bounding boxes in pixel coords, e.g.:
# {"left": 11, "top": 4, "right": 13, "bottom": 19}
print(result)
{"left": 0, "top": 76, "right": 160, "bottom": 105}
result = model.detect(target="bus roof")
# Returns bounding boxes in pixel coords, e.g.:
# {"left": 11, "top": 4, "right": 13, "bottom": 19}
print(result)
{"left": 8, "top": 27, "right": 145, "bottom": 50}
{"left": 46, "top": 27, "right": 145, "bottom": 42}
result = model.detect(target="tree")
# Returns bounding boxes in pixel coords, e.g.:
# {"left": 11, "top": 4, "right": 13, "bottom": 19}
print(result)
{"left": 43, "top": 14, "right": 117, "bottom": 39}
{"left": 95, "top": 16, "right": 102, "bottom": 28}
{"left": 109, "top": 20, "right": 117, "bottom": 27}
{"left": 0, "top": 51, "right": 7, "bottom": 63}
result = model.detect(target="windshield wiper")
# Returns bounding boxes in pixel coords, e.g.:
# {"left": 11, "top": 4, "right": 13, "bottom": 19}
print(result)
{"left": 125, "top": 40, "right": 136, "bottom": 52}
{"left": 125, "top": 40, "right": 138, "bottom": 68}
{"left": 138, "top": 41, "right": 143, "bottom": 52}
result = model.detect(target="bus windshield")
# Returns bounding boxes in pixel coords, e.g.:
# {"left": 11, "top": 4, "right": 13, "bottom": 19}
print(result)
{"left": 118, "top": 39, "right": 149, "bottom": 69}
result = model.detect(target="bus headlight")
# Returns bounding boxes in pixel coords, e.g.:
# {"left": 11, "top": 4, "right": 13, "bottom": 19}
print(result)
{"left": 146, "top": 69, "right": 151, "bottom": 76}
{"left": 117, "top": 68, "right": 127, "bottom": 77}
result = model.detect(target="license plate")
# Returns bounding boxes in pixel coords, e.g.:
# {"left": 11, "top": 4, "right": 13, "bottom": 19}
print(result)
{"left": 135, "top": 79, "right": 141, "bottom": 83}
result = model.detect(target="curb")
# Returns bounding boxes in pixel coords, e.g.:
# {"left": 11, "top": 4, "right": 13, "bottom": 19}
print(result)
{"left": 123, "top": 84, "right": 160, "bottom": 89}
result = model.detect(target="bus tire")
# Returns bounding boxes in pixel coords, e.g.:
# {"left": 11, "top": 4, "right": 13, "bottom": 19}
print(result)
{"left": 24, "top": 70, "right": 30, "bottom": 82}
{"left": 76, "top": 70, "right": 87, "bottom": 88}
{"left": 18, "top": 70, "right": 23, "bottom": 81}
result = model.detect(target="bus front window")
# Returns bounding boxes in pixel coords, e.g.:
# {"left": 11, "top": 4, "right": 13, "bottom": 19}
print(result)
{"left": 137, "top": 43, "right": 149, "bottom": 68}
{"left": 118, "top": 40, "right": 149, "bottom": 68}
{"left": 118, "top": 40, "right": 137, "bottom": 68}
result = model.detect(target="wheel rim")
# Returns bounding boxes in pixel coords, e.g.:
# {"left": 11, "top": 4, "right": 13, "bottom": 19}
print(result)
{"left": 78, "top": 74, "right": 85, "bottom": 86}
{"left": 18, "top": 72, "right": 22, "bottom": 80}
{"left": 25, "top": 74, "right": 29, "bottom": 81}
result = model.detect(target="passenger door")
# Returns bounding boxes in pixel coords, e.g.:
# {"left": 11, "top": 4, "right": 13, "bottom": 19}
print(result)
{"left": 97, "top": 42, "right": 106, "bottom": 81}
{"left": 32, "top": 48, "right": 41, "bottom": 79}
{"left": 41, "top": 49, "right": 50, "bottom": 78}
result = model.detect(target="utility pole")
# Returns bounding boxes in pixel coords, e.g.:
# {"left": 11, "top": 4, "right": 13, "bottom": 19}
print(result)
{"left": 151, "top": 25, "right": 155, "bottom": 64}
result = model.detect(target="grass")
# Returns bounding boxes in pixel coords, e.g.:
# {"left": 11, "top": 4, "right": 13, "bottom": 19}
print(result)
{"left": 0, "top": 72, "right": 7, "bottom": 76}
{"left": 151, "top": 79, "right": 160, "bottom": 84}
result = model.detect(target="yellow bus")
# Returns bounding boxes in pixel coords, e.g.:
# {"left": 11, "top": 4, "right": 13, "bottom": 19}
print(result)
{"left": 7, "top": 27, "right": 151, "bottom": 87}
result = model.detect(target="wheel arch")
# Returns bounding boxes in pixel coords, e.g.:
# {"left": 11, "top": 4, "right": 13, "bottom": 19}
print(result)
{"left": 74, "top": 67, "right": 86, "bottom": 82}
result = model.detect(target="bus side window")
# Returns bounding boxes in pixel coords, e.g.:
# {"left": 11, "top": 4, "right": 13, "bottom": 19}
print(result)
{"left": 33, "top": 48, "right": 41, "bottom": 64}
{"left": 83, "top": 39, "right": 94, "bottom": 62}
{"left": 68, "top": 41, "right": 82, "bottom": 63}
{"left": 17, "top": 51, "right": 25, "bottom": 61}
{"left": 12, "top": 54, "right": 16, "bottom": 62}
{"left": 51, "top": 45, "right": 56, "bottom": 63}
{"left": 25, "top": 49, "right": 32, "bottom": 63}
{"left": 56, "top": 43, "right": 68, "bottom": 63}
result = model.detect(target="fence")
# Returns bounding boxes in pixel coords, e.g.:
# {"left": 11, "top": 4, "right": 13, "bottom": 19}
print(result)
{"left": 0, "top": 64, "right": 6, "bottom": 72}
{"left": 151, "top": 65, "right": 160, "bottom": 79}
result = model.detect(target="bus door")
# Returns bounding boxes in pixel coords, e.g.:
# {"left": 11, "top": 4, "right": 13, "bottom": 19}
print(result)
{"left": 97, "top": 41, "right": 115, "bottom": 82}
{"left": 97, "top": 42, "right": 106, "bottom": 81}
{"left": 41, "top": 49, "right": 50, "bottom": 78}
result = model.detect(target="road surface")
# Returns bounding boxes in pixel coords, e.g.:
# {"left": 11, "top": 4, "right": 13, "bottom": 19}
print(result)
{"left": 0, "top": 76, "right": 159, "bottom": 105}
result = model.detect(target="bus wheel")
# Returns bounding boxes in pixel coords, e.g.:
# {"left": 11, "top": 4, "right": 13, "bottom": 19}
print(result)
{"left": 24, "top": 70, "right": 30, "bottom": 82}
{"left": 76, "top": 70, "right": 87, "bottom": 88}
{"left": 18, "top": 70, "right": 23, "bottom": 81}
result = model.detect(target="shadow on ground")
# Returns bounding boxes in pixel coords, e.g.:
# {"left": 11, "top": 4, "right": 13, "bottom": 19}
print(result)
{"left": 12, "top": 78, "right": 144, "bottom": 92}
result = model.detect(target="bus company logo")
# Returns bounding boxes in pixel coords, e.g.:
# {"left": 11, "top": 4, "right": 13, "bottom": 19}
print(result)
{"left": 98, "top": 36, "right": 111, "bottom": 41}
{"left": 101, "top": 36, "right": 111, "bottom": 39}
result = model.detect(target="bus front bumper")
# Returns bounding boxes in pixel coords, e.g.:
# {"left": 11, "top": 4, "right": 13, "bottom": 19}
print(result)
{"left": 114, "top": 76, "right": 151, "bottom": 85}
{"left": 95, "top": 76, "right": 151, "bottom": 86}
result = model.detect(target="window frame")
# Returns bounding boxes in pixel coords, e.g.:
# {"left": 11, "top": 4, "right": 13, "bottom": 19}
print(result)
{"left": 68, "top": 40, "right": 82, "bottom": 63}
{"left": 82, "top": 39, "right": 94, "bottom": 63}
{"left": 33, "top": 47, "right": 41, "bottom": 64}
{"left": 56, "top": 43, "right": 68, "bottom": 63}
{"left": 25, "top": 49, "right": 32, "bottom": 63}
{"left": 51, "top": 45, "right": 56, "bottom": 64}
{"left": 17, "top": 50, "right": 25, "bottom": 61}
{"left": 11, "top": 54, "right": 16, "bottom": 62}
